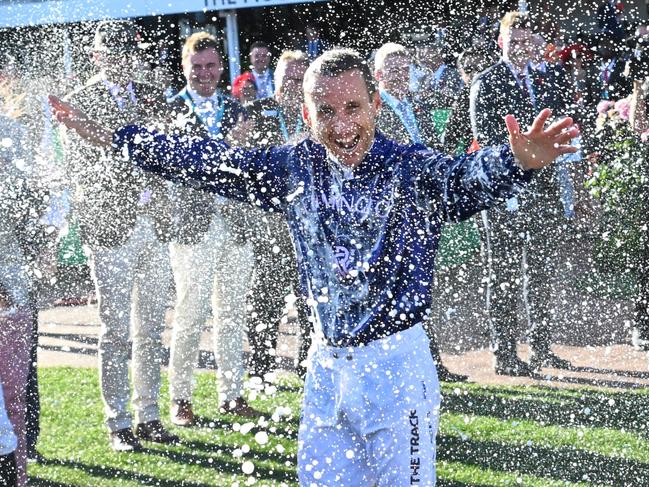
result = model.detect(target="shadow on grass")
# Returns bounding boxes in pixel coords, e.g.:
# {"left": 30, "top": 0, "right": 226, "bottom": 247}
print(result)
{"left": 192, "top": 415, "right": 299, "bottom": 439}
{"left": 174, "top": 438, "right": 296, "bottom": 465}
{"left": 441, "top": 384, "right": 649, "bottom": 435}
{"left": 438, "top": 434, "right": 649, "bottom": 486}
{"left": 437, "top": 481, "right": 493, "bottom": 487}
{"left": 36, "top": 453, "right": 295, "bottom": 486}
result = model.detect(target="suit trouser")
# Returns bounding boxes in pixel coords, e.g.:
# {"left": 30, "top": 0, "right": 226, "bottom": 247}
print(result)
{"left": 246, "top": 211, "right": 309, "bottom": 378}
{"left": 0, "top": 309, "right": 32, "bottom": 487}
{"left": 480, "top": 208, "right": 565, "bottom": 357}
{"left": 91, "top": 216, "right": 172, "bottom": 433}
{"left": 169, "top": 213, "right": 254, "bottom": 404}
{"left": 24, "top": 312, "right": 39, "bottom": 457}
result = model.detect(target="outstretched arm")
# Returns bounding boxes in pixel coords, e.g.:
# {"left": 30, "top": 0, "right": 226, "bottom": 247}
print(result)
{"left": 49, "top": 95, "right": 113, "bottom": 147}
{"left": 49, "top": 95, "right": 291, "bottom": 211}
{"left": 417, "top": 108, "right": 580, "bottom": 222}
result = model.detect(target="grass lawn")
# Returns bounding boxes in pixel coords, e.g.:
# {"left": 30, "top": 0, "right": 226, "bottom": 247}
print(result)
{"left": 28, "top": 367, "right": 649, "bottom": 486}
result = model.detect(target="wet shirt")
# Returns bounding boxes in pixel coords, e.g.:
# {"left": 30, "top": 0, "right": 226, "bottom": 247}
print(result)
{"left": 112, "top": 128, "right": 532, "bottom": 346}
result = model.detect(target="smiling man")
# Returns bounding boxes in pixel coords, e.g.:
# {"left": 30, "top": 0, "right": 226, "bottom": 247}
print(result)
{"left": 165, "top": 32, "right": 257, "bottom": 423}
{"left": 51, "top": 48, "right": 578, "bottom": 485}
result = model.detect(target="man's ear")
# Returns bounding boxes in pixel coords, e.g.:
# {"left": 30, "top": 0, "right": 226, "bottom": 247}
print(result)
{"left": 372, "top": 90, "right": 382, "bottom": 112}
{"left": 302, "top": 103, "right": 312, "bottom": 128}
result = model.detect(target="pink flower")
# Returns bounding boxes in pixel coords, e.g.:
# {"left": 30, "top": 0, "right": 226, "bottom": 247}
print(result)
{"left": 597, "top": 100, "right": 614, "bottom": 114}
{"left": 614, "top": 98, "right": 631, "bottom": 120}
{"left": 641, "top": 129, "right": 649, "bottom": 143}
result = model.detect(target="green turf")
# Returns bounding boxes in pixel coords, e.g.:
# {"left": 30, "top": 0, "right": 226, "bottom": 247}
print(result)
{"left": 28, "top": 368, "right": 649, "bottom": 486}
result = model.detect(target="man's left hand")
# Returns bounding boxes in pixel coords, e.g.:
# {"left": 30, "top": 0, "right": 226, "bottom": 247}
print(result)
{"left": 506, "top": 108, "right": 580, "bottom": 170}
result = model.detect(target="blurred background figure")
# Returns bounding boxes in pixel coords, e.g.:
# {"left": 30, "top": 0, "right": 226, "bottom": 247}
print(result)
{"left": 470, "top": 11, "right": 576, "bottom": 377}
{"left": 0, "top": 381, "right": 18, "bottom": 487}
{"left": 248, "top": 41, "right": 274, "bottom": 99}
{"left": 60, "top": 20, "right": 177, "bottom": 452}
{"left": 302, "top": 23, "right": 328, "bottom": 61}
{"left": 244, "top": 50, "right": 312, "bottom": 380}
{"left": 231, "top": 71, "right": 258, "bottom": 104}
{"left": 0, "top": 96, "right": 38, "bottom": 485}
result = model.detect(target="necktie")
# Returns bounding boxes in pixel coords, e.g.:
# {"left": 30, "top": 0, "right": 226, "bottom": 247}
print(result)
{"left": 518, "top": 73, "right": 530, "bottom": 99}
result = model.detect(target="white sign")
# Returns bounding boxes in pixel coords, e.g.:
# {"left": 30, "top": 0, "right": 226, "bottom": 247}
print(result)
{"left": 0, "top": 0, "right": 326, "bottom": 28}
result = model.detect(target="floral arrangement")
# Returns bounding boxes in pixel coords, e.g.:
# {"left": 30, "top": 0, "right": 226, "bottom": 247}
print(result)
{"left": 586, "top": 96, "right": 649, "bottom": 272}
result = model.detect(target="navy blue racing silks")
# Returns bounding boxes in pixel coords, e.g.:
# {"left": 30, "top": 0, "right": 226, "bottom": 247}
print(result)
{"left": 113, "top": 128, "right": 533, "bottom": 346}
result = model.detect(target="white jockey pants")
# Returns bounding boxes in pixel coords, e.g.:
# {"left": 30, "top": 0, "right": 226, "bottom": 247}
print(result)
{"left": 91, "top": 216, "right": 172, "bottom": 433}
{"left": 298, "top": 324, "right": 440, "bottom": 487}
{"left": 169, "top": 212, "right": 254, "bottom": 405}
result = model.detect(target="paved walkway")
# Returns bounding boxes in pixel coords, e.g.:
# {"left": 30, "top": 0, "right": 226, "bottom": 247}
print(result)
{"left": 37, "top": 302, "right": 649, "bottom": 391}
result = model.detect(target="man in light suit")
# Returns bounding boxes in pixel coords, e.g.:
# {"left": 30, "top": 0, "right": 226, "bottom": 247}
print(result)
{"left": 166, "top": 32, "right": 257, "bottom": 426}
{"left": 61, "top": 20, "right": 177, "bottom": 451}
{"left": 470, "top": 11, "right": 575, "bottom": 376}
{"left": 243, "top": 50, "right": 312, "bottom": 380}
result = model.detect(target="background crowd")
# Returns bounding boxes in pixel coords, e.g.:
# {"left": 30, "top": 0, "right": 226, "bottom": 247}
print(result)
{"left": 1, "top": 0, "right": 649, "bottom": 484}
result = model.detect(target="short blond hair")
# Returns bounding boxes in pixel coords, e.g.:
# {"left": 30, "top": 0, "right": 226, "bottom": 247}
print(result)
{"left": 274, "top": 50, "right": 309, "bottom": 91}
{"left": 182, "top": 32, "right": 221, "bottom": 64}
{"left": 374, "top": 42, "right": 411, "bottom": 73}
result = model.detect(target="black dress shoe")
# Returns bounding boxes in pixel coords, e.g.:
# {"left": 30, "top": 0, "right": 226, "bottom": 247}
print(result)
{"left": 494, "top": 354, "right": 534, "bottom": 377}
{"left": 529, "top": 350, "right": 572, "bottom": 371}
{"left": 110, "top": 428, "right": 142, "bottom": 452}
{"left": 437, "top": 364, "right": 469, "bottom": 383}
{"left": 135, "top": 420, "right": 180, "bottom": 445}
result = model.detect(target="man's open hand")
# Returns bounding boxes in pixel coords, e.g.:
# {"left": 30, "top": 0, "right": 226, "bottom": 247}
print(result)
{"left": 506, "top": 108, "right": 580, "bottom": 170}
{"left": 49, "top": 95, "right": 113, "bottom": 147}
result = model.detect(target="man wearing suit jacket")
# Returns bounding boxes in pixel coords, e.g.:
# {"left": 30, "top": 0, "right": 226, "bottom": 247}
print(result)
{"left": 62, "top": 20, "right": 178, "bottom": 451}
{"left": 166, "top": 32, "right": 257, "bottom": 425}
{"left": 375, "top": 43, "right": 441, "bottom": 149}
{"left": 248, "top": 41, "right": 274, "bottom": 99}
{"left": 470, "top": 11, "right": 575, "bottom": 376}
{"left": 303, "top": 24, "right": 328, "bottom": 61}
{"left": 243, "top": 50, "right": 312, "bottom": 380}
{"left": 374, "top": 42, "right": 466, "bottom": 382}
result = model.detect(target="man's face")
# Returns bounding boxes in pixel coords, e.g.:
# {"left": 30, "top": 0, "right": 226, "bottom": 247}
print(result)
{"left": 250, "top": 47, "right": 271, "bottom": 73}
{"left": 303, "top": 69, "right": 380, "bottom": 168}
{"left": 183, "top": 47, "right": 223, "bottom": 97}
{"left": 376, "top": 54, "right": 411, "bottom": 99}
{"left": 94, "top": 50, "right": 137, "bottom": 82}
{"left": 276, "top": 60, "right": 308, "bottom": 110}
{"left": 503, "top": 27, "right": 534, "bottom": 69}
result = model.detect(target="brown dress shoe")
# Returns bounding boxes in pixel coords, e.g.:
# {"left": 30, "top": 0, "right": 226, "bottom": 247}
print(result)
{"left": 219, "top": 397, "right": 261, "bottom": 418}
{"left": 110, "top": 428, "right": 142, "bottom": 452}
{"left": 135, "top": 420, "right": 180, "bottom": 445}
{"left": 170, "top": 399, "right": 195, "bottom": 427}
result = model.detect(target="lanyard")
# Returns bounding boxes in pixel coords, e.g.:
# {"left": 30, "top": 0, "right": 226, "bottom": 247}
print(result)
{"left": 180, "top": 90, "right": 226, "bottom": 137}
{"left": 380, "top": 91, "right": 422, "bottom": 144}
{"left": 277, "top": 109, "right": 303, "bottom": 142}
{"left": 432, "top": 64, "right": 446, "bottom": 91}
{"left": 102, "top": 80, "right": 137, "bottom": 110}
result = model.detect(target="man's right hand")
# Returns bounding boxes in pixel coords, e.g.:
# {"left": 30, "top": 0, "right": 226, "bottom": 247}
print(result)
{"left": 49, "top": 95, "right": 113, "bottom": 147}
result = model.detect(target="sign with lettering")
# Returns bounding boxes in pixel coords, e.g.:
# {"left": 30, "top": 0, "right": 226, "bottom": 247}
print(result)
{"left": 0, "top": 0, "right": 327, "bottom": 28}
